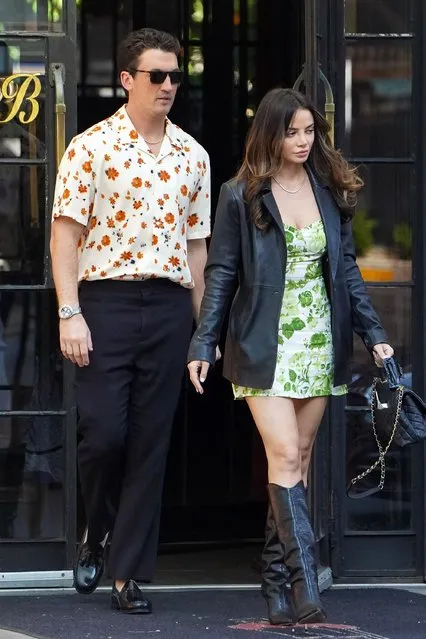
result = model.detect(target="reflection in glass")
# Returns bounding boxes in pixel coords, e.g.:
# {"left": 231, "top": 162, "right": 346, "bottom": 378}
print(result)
{"left": 190, "top": 0, "right": 204, "bottom": 40}
{"left": 188, "top": 46, "right": 204, "bottom": 86}
{"left": 0, "top": 417, "right": 64, "bottom": 539}
{"left": 353, "top": 165, "right": 412, "bottom": 282}
{"left": 346, "top": 287, "right": 412, "bottom": 530}
{"left": 345, "top": 0, "right": 412, "bottom": 34}
{"left": 0, "top": 39, "right": 46, "bottom": 159}
{"left": 0, "top": 291, "right": 62, "bottom": 411}
{"left": 345, "top": 42, "right": 412, "bottom": 158}
{"left": 0, "top": 165, "right": 46, "bottom": 284}
{"left": 0, "top": 0, "right": 63, "bottom": 33}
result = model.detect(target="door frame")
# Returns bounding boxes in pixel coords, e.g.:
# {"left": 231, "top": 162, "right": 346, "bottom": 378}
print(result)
{"left": 0, "top": 0, "right": 77, "bottom": 585}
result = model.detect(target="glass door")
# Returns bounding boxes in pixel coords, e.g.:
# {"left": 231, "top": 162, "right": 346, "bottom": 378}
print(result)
{"left": 0, "top": 1, "right": 77, "bottom": 580}
{"left": 328, "top": 0, "right": 424, "bottom": 579}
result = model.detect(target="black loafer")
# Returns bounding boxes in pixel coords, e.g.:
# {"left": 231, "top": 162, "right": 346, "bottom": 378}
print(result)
{"left": 111, "top": 579, "right": 152, "bottom": 614}
{"left": 73, "top": 539, "right": 105, "bottom": 595}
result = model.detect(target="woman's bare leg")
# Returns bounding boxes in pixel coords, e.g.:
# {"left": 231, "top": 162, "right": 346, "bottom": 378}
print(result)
{"left": 246, "top": 396, "right": 301, "bottom": 487}
{"left": 295, "top": 396, "right": 328, "bottom": 486}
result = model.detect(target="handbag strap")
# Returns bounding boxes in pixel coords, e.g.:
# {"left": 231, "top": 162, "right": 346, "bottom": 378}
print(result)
{"left": 349, "top": 377, "right": 404, "bottom": 495}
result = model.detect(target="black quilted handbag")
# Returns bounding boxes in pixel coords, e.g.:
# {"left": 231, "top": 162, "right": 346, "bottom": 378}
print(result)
{"left": 348, "top": 356, "right": 426, "bottom": 498}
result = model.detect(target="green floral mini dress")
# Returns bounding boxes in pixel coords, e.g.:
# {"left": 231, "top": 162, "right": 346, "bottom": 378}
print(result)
{"left": 233, "top": 218, "right": 347, "bottom": 399}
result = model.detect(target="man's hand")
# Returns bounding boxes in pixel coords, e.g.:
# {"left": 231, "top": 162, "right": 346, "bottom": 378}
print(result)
{"left": 187, "top": 360, "right": 210, "bottom": 394}
{"left": 60, "top": 314, "right": 93, "bottom": 367}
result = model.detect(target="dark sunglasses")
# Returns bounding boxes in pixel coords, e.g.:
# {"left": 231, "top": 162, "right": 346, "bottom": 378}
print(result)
{"left": 132, "top": 69, "right": 183, "bottom": 85}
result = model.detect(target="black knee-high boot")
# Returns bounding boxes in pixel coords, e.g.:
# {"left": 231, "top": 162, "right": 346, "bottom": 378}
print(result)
{"left": 261, "top": 504, "right": 293, "bottom": 625}
{"left": 267, "top": 481, "right": 326, "bottom": 624}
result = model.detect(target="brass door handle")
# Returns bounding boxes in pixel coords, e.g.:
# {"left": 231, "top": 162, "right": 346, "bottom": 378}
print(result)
{"left": 293, "top": 65, "right": 335, "bottom": 147}
{"left": 49, "top": 63, "right": 66, "bottom": 167}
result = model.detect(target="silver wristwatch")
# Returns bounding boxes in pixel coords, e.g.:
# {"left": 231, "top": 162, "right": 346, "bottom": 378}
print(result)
{"left": 58, "top": 304, "right": 82, "bottom": 320}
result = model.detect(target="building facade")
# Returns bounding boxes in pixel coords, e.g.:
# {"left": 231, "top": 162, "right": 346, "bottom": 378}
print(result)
{"left": 0, "top": 0, "right": 425, "bottom": 584}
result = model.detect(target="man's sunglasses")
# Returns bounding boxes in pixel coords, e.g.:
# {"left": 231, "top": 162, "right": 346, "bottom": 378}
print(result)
{"left": 132, "top": 69, "right": 183, "bottom": 85}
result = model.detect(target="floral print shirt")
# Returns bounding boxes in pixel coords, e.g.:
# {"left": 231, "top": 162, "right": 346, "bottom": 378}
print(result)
{"left": 51, "top": 105, "right": 211, "bottom": 288}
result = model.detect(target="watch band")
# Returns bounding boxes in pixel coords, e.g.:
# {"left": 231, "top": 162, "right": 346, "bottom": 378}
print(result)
{"left": 58, "top": 304, "right": 82, "bottom": 320}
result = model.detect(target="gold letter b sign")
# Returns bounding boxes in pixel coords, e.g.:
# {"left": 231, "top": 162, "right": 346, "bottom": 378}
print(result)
{"left": 0, "top": 73, "right": 42, "bottom": 124}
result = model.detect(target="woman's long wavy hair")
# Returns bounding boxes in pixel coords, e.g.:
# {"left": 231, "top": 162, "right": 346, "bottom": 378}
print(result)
{"left": 236, "top": 88, "right": 363, "bottom": 231}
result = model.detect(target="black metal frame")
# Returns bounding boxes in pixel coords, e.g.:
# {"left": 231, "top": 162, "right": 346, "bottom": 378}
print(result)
{"left": 0, "top": 0, "right": 78, "bottom": 570}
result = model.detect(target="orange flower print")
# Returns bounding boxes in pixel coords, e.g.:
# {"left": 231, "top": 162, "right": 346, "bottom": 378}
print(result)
{"left": 88, "top": 241, "right": 96, "bottom": 249}
{"left": 81, "top": 208, "right": 87, "bottom": 216}
{"left": 145, "top": 181, "right": 152, "bottom": 188}
{"left": 158, "top": 198, "right": 164, "bottom": 207}
{"left": 124, "top": 160, "right": 131, "bottom": 169}
{"left": 175, "top": 242, "right": 181, "bottom": 250}
{"left": 163, "top": 264, "right": 170, "bottom": 272}
{"left": 128, "top": 237, "right": 136, "bottom": 245}
{"left": 120, "top": 251, "right": 133, "bottom": 261}
{"left": 91, "top": 265, "right": 97, "bottom": 272}
{"left": 152, "top": 235, "right": 158, "bottom": 246}
{"left": 63, "top": 188, "right": 70, "bottom": 199}
{"left": 90, "top": 216, "right": 98, "bottom": 229}
{"left": 164, "top": 194, "right": 170, "bottom": 200}
{"left": 174, "top": 166, "right": 180, "bottom": 174}
{"left": 106, "top": 167, "right": 119, "bottom": 180}
{"left": 132, "top": 177, "right": 142, "bottom": 188}
{"left": 133, "top": 201, "right": 142, "bottom": 210}
{"left": 169, "top": 256, "right": 180, "bottom": 267}
{"left": 181, "top": 224, "right": 186, "bottom": 235}
{"left": 188, "top": 214, "right": 199, "bottom": 227}
{"left": 165, "top": 213, "right": 175, "bottom": 224}
{"left": 68, "top": 148, "right": 76, "bottom": 160}
{"left": 113, "top": 261, "right": 122, "bottom": 268}
{"left": 100, "top": 271, "right": 107, "bottom": 277}
{"left": 191, "top": 191, "right": 199, "bottom": 203}
{"left": 141, "top": 222, "right": 147, "bottom": 229}
{"left": 137, "top": 252, "right": 143, "bottom": 259}
{"left": 78, "top": 184, "right": 87, "bottom": 193}
{"left": 180, "top": 185, "right": 188, "bottom": 196}
{"left": 154, "top": 218, "right": 164, "bottom": 229}
{"left": 115, "top": 210, "right": 126, "bottom": 222}
{"left": 184, "top": 146, "right": 190, "bottom": 152}
{"left": 97, "top": 244, "right": 102, "bottom": 251}
{"left": 137, "top": 158, "right": 145, "bottom": 165}
{"left": 101, "top": 235, "right": 111, "bottom": 246}
{"left": 186, "top": 166, "right": 191, "bottom": 174}
{"left": 82, "top": 161, "right": 92, "bottom": 173}
{"left": 104, "top": 154, "right": 111, "bottom": 161}
{"left": 109, "top": 196, "right": 116, "bottom": 206}
{"left": 158, "top": 170, "right": 170, "bottom": 182}
{"left": 107, "top": 217, "right": 115, "bottom": 228}
{"left": 114, "top": 192, "right": 120, "bottom": 198}
{"left": 129, "top": 129, "right": 138, "bottom": 140}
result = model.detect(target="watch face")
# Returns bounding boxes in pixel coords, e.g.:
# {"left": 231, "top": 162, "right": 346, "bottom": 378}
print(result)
{"left": 60, "top": 306, "right": 73, "bottom": 319}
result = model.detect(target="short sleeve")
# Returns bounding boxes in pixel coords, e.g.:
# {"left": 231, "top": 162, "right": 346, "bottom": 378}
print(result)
{"left": 186, "top": 147, "right": 211, "bottom": 240}
{"left": 51, "top": 136, "right": 96, "bottom": 227}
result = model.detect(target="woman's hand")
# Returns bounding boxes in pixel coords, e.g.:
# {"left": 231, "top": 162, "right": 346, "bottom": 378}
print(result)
{"left": 188, "top": 360, "right": 211, "bottom": 394}
{"left": 372, "top": 343, "right": 394, "bottom": 367}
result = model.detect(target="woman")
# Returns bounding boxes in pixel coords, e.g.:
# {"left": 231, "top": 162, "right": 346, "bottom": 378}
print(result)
{"left": 187, "top": 88, "right": 393, "bottom": 625}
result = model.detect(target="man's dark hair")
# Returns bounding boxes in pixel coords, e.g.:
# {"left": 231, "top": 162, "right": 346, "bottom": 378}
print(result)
{"left": 117, "top": 28, "right": 181, "bottom": 74}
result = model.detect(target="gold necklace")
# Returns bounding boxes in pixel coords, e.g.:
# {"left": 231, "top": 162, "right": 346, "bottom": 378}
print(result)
{"left": 273, "top": 173, "right": 306, "bottom": 194}
{"left": 144, "top": 136, "right": 164, "bottom": 145}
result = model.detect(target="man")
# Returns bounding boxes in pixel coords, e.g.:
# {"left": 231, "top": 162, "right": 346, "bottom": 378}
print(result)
{"left": 50, "top": 28, "right": 210, "bottom": 613}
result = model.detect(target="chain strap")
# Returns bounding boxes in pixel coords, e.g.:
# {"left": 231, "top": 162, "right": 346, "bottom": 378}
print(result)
{"left": 350, "top": 378, "right": 404, "bottom": 492}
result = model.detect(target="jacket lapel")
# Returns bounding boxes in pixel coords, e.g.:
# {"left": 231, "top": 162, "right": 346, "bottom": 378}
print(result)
{"left": 306, "top": 165, "right": 341, "bottom": 281}
{"left": 261, "top": 190, "right": 284, "bottom": 236}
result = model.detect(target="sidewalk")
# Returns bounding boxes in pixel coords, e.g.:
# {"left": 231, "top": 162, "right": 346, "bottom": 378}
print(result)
{"left": 0, "top": 587, "right": 426, "bottom": 639}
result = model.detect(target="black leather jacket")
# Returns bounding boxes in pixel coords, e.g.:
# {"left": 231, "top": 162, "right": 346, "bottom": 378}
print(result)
{"left": 188, "top": 167, "right": 388, "bottom": 389}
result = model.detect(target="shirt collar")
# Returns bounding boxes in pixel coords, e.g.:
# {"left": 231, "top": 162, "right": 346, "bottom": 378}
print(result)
{"left": 110, "top": 105, "right": 184, "bottom": 153}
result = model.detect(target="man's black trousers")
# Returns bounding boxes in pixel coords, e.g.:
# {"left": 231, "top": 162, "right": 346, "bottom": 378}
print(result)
{"left": 75, "top": 279, "right": 193, "bottom": 581}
